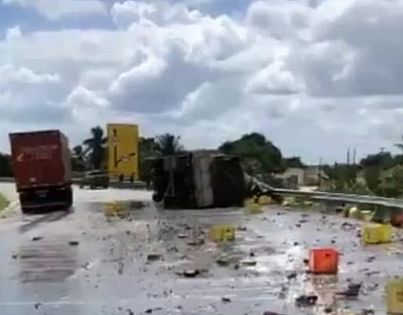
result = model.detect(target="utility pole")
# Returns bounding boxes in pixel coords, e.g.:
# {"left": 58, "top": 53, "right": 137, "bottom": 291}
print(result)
{"left": 347, "top": 148, "right": 350, "bottom": 165}
{"left": 353, "top": 148, "right": 356, "bottom": 165}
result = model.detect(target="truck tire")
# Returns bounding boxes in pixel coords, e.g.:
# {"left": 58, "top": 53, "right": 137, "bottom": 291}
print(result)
{"left": 21, "top": 206, "right": 32, "bottom": 215}
{"left": 65, "top": 187, "right": 73, "bottom": 209}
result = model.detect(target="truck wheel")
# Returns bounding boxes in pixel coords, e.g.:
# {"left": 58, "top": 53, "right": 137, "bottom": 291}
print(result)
{"left": 66, "top": 187, "right": 73, "bottom": 209}
{"left": 21, "top": 206, "right": 32, "bottom": 215}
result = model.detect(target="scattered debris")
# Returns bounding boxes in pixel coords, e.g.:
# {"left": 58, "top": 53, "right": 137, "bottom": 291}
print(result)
{"left": 32, "top": 236, "right": 43, "bottom": 241}
{"left": 126, "top": 309, "right": 134, "bottom": 315}
{"left": 336, "top": 283, "right": 362, "bottom": 298}
{"left": 187, "top": 239, "right": 204, "bottom": 246}
{"left": 145, "top": 307, "right": 163, "bottom": 314}
{"left": 295, "top": 294, "right": 318, "bottom": 307}
{"left": 361, "top": 309, "right": 375, "bottom": 315}
{"left": 341, "top": 222, "right": 355, "bottom": 231}
{"left": 324, "top": 307, "right": 332, "bottom": 313}
{"left": 216, "top": 257, "right": 230, "bottom": 266}
{"left": 177, "top": 234, "right": 187, "bottom": 239}
{"left": 241, "top": 260, "right": 257, "bottom": 266}
{"left": 367, "top": 283, "right": 379, "bottom": 291}
{"left": 147, "top": 253, "right": 163, "bottom": 262}
{"left": 81, "top": 262, "right": 90, "bottom": 270}
{"left": 366, "top": 256, "right": 376, "bottom": 263}
{"left": 287, "top": 272, "right": 297, "bottom": 280}
{"left": 182, "top": 269, "right": 200, "bottom": 278}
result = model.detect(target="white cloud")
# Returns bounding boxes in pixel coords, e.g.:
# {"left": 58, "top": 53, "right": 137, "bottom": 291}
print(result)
{"left": 0, "top": 0, "right": 403, "bottom": 162}
{"left": 111, "top": 1, "right": 202, "bottom": 28}
{"left": 3, "top": 0, "right": 107, "bottom": 20}
{"left": 5, "top": 25, "right": 22, "bottom": 40}
{"left": 0, "top": 64, "right": 60, "bottom": 85}
{"left": 246, "top": 60, "right": 304, "bottom": 95}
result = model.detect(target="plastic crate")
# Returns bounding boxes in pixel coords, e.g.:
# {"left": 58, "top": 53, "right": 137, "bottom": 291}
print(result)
{"left": 208, "top": 224, "right": 235, "bottom": 242}
{"left": 386, "top": 278, "right": 403, "bottom": 314}
{"left": 362, "top": 223, "right": 392, "bottom": 245}
{"left": 309, "top": 248, "right": 339, "bottom": 274}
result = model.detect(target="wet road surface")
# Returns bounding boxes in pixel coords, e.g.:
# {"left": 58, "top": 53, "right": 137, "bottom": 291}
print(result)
{"left": 0, "top": 185, "right": 402, "bottom": 314}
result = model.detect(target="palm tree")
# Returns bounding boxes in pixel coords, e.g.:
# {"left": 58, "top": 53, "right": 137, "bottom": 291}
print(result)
{"left": 155, "top": 133, "right": 184, "bottom": 156}
{"left": 83, "top": 126, "right": 107, "bottom": 170}
{"left": 71, "top": 145, "right": 87, "bottom": 171}
{"left": 73, "top": 145, "right": 83, "bottom": 158}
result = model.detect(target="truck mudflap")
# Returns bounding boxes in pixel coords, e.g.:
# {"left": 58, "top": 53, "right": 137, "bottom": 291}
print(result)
{"left": 19, "top": 186, "right": 72, "bottom": 214}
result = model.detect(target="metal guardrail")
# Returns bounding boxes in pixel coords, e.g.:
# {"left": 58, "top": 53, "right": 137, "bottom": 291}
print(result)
{"left": 245, "top": 175, "right": 403, "bottom": 209}
{"left": 271, "top": 188, "right": 403, "bottom": 210}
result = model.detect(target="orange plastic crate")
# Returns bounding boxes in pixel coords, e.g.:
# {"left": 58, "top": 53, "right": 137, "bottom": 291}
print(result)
{"left": 309, "top": 248, "right": 339, "bottom": 274}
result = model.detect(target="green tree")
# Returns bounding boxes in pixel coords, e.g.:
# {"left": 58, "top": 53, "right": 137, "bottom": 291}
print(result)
{"left": 83, "top": 126, "right": 107, "bottom": 170}
{"left": 71, "top": 145, "right": 87, "bottom": 172}
{"left": 284, "top": 156, "right": 305, "bottom": 168}
{"left": 219, "top": 132, "right": 284, "bottom": 174}
{"left": 0, "top": 153, "right": 13, "bottom": 177}
{"left": 139, "top": 137, "right": 158, "bottom": 184}
{"left": 73, "top": 145, "right": 83, "bottom": 157}
{"left": 360, "top": 152, "right": 394, "bottom": 169}
{"left": 364, "top": 166, "right": 381, "bottom": 194}
{"left": 395, "top": 134, "right": 403, "bottom": 156}
{"left": 155, "top": 133, "right": 184, "bottom": 156}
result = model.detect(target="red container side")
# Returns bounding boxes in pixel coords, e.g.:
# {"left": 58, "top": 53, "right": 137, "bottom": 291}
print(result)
{"left": 9, "top": 130, "right": 72, "bottom": 192}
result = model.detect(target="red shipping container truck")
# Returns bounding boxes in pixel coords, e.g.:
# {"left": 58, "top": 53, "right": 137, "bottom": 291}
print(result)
{"left": 9, "top": 130, "right": 73, "bottom": 214}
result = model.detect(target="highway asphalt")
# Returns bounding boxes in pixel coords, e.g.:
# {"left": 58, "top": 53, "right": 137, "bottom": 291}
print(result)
{"left": 0, "top": 183, "right": 401, "bottom": 314}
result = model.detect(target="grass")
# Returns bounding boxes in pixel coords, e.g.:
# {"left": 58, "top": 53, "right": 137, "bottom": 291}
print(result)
{"left": 0, "top": 193, "right": 9, "bottom": 211}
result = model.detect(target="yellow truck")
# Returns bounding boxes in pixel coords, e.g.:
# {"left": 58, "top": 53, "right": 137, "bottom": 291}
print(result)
{"left": 107, "top": 124, "right": 139, "bottom": 181}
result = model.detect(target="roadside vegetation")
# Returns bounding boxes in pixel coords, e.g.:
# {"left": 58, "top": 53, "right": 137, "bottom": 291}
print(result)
{"left": 0, "top": 193, "right": 9, "bottom": 211}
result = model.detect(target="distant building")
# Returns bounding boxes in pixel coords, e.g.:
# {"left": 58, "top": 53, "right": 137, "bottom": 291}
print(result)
{"left": 276, "top": 166, "right": 330, "bottom": 189}
{"left": 304, "top": 166, "right": 329, "bottom": 186}
{"left": 277, "top": 168, "right": 305, "bottom": 187}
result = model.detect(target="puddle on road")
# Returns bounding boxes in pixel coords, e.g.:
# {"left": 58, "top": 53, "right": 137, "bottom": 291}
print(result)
{"left": 18, "top": 241, "right": 78, "bottom": 283}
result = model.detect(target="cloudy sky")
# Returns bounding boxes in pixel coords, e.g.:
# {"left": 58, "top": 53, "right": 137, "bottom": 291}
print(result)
{"left": 0, "top": 0, "right": 402, "bottom": 163}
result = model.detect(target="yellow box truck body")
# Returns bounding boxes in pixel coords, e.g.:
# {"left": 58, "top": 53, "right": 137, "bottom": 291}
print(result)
{"left": 107, "top": 124, "right": 139, "bottom": 180}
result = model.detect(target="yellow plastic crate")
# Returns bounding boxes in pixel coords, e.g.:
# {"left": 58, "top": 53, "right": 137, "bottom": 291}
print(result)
{"left": 362, "top": 223, "right": 392, "bottom": 245}
{"left": 104, "top": 202, "right": 124, "bottom": 217}
{"left": 361, "top": 210, "right": 373, "bottom": 222}
{"left": 386, "top": 278, "right": 403, "bottom": 314}
{"left": 246, "top": 202, "right": 263, "bottom": 214}
{"left": 258, "top": 196, "right": 273, "bottom": 206}
{"left": 208, "top": 224, "right": 235, "bottom": 242}
{"left": 349, "top": 207, "right": 362, "bottom": 219}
